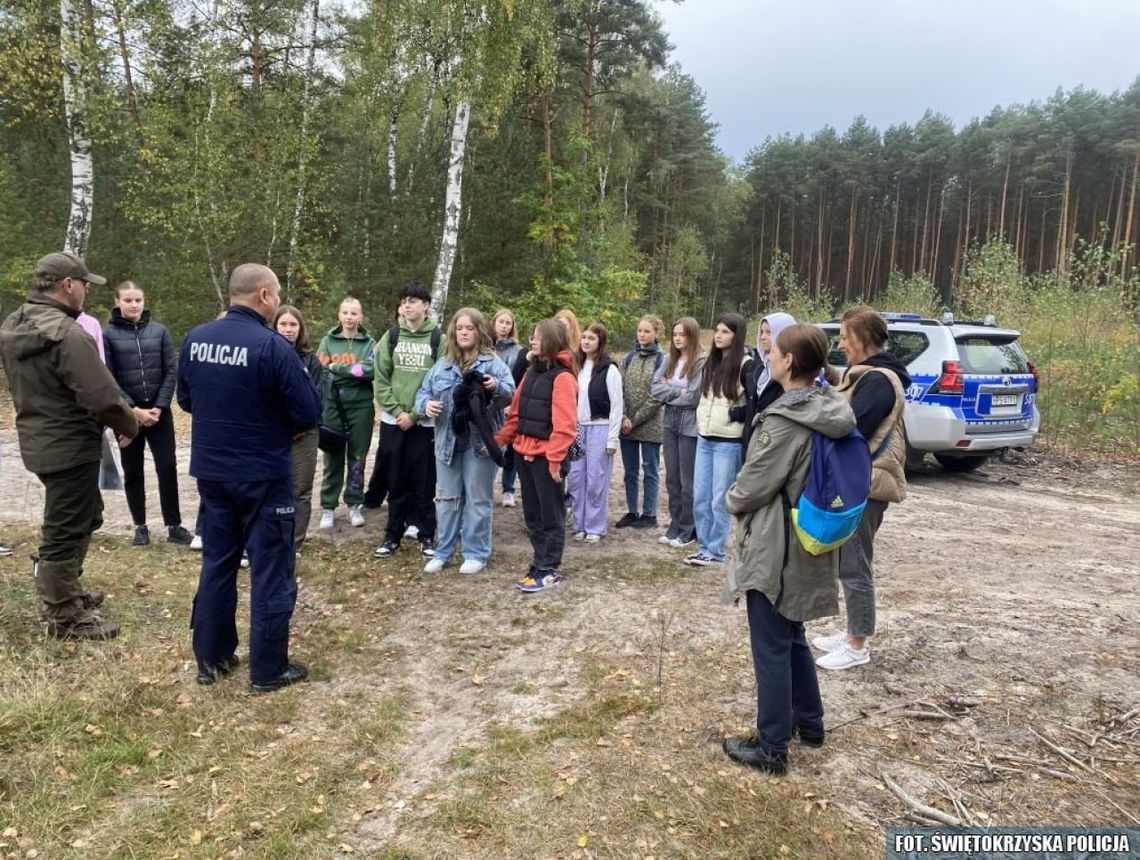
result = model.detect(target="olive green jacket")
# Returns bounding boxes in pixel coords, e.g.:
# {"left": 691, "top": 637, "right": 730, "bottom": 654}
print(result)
{"left": 1, "top": 293, "right": 138, "bottom": 474}
{"left": 722, "top": 386, "right": 855, "bottom": 622}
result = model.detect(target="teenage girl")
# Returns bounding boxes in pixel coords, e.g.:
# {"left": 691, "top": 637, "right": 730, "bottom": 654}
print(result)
{"left": 650, "top": 316, "right": 705, "bottom": 548}
{"left": 492, "top": 308, "right": 521, "bottom": 507}
{"left": 274, "top": 305, "right": 325, "bottom": 552}
{"left": 103, "top": 281, "right": 191, "bottom": 546}
{"left": 617, "top": 314, "right": 664, "bottom": 529}
{"left": 316, "top": 297, "right": 376, "bottom": 529}
{"left": 685, "top": 313, "right": 751, "bottom": 567}
{"left": 415, "top": 308, "right": 515, "bottom": 575}
{"left": 494, "top": 319, "right": 578, "bottom": 593}
{"left": 569, "top": 323, "right": 623, "bottom": 542}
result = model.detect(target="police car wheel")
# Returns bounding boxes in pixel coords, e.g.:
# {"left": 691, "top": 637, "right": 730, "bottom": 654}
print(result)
{"left": 933, "top": 453, "right": 988, "bottom": 473}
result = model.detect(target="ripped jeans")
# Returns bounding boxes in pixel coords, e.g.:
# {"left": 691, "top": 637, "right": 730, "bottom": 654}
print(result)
{"left": 433, "top": 446, "right": 498, "bottom": 564}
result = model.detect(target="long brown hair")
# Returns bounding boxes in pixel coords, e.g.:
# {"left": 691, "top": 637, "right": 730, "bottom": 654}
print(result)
{"left": 274, "top": 304, "right": 312, "bottom": 353}
{"left": 554, "top": 308, "right": 582, "bottom": 349}
{"left": 577, "top": 322, "right": 612, "bottom": 370}
{"left": 533, "top": 318, "right": 577, "bottom": 373}
{"left": 664, "top": 316, "right": 702, "bottom": 381}
{"left": 445, "top": 307, "right": 494, "bottom": 369}
{"left": 702, "top": 313, "right": 747, "bottom": 399}
{"left": 492, "top": 308, "right": 517, "bottom": 341}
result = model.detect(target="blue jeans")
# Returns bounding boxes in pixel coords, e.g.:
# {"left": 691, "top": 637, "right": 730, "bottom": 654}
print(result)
{"left": 620, "top": 438, "right": 660, "bottom": 517}
{"left": 434, "top": 448, "right": 498, "bottom": 563}
{"left": 692, "top": 436, "right": 741, "bottom": 561}
{"left": 746, "top": 590, "right": 824, "bottom": 757}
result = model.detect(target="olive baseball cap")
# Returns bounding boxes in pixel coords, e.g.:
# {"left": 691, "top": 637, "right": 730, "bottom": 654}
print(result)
{"left": 34, "top": 251, "right": 107, "bottom": 286}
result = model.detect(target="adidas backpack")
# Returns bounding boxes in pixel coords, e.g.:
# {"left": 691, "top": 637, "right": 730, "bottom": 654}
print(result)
{"left": 787, "top": 429, "right": 874, "bottom": 556}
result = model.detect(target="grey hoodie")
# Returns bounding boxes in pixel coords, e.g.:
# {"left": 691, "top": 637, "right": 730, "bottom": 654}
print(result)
{"left": 722, "top": 386, "right": 856, "bottom": 621}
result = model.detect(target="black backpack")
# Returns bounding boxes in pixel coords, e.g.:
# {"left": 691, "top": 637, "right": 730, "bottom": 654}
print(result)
{"left": 387, "top": 323, "right": 442, "bottom": 359}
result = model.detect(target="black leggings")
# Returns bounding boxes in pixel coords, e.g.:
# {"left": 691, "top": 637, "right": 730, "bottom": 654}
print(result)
{"left": 121, "top": 406, "right": 182, "bottom": 527}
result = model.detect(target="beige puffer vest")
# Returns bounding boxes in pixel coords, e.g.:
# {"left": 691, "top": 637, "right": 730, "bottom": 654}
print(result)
{"left": 836, "top": 365, "right": 907, "bottom": 503}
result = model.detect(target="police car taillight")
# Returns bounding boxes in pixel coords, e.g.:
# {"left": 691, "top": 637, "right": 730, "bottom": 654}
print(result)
{"left": 1028, "top": 360, "right": 1039, "bottom": 387}
{"left": 931, "top": 360, "right": 964, "bottom": 395}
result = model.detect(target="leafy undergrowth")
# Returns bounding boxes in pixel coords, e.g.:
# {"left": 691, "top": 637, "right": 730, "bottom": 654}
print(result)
{"left": 0, "top": 527, "right": 873, "bottom": 860}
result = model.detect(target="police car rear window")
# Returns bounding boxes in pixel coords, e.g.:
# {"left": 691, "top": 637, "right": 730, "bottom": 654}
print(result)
{"left": 824, "top": 330, "right": 928, "bottom": 368}
{"left": 955, "top": 337, "right": 1029, "bottom": 374}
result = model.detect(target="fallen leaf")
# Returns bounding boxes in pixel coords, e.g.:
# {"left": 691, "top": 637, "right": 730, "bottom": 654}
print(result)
{"left": 578, "top": 835, "right": 588, "bottom": 847}
{"left": 190, "top": 830, "right": 203, "bottom": 846}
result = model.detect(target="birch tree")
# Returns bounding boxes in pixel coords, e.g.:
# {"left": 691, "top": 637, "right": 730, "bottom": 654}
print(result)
{"left": 286, "top": 0, "right": 320, "bottom": 295}
{"left": 60, "top": 0, "right": 95, "bottom": 256}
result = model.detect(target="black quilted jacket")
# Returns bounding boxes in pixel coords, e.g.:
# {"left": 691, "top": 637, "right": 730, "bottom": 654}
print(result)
{"left": 103, "top": 308, "right": 177, "bottom": 408}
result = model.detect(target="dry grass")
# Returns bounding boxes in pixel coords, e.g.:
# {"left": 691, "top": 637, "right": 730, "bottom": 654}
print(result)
{"left": 0, "top": 527, "right": 872, "bottom": 860}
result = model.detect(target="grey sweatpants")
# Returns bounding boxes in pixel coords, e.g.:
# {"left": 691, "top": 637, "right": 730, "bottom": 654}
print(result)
{"left": 838, "top": 499, "right": 888, "bottom": 638}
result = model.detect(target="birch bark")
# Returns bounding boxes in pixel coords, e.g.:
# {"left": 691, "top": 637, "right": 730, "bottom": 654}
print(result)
{"left": 60, "top": 0, "right": 94, "bottom": 257}
{"left": 430, "top": 98, "right": 471, "bottom": 316}
{"left": 287, "top": 0, "right": 320, "bottom": 295}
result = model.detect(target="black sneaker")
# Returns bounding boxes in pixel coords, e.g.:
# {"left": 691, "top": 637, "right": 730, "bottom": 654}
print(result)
{"left": 374, "top": 540, "right": 399, "bottom": 558}
{"left": 197, "top": 655, "right": 241, "bottom": 686}
{"left": 614, "top": 512, "right": 639, "bottom": 528}
{"left": 418, "top": 536, "right": 435, "bottom": 558}
{"left": 167, "top": 525, "right": 194, "bottom": 545}
{"left": 0, "top": 541, "right": 13, "bottom": 557}
{"left": 81, "top": 590, "right": 105, "bottom": 609}
{"left": 251, "top": 662, "right": 309, "bottom": 694}
{"left": 132, "top": 525, "right": 150, "bottom": 546}
{"left": 722, "top": 736, "right": 788, "bottom": 774}
{"left": 632, "top": 515, "right": 657, "bottom": 529}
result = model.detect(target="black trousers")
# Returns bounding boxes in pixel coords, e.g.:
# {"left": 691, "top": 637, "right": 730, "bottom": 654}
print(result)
{"left": 382, "top": 423, "right": 436, "bottom": 543}
{"left": 517, "top": 455, "right": 567, "bottom": 570}
{"left": 362, "top": 437, "right": 388, "bottom": 507}
{"left": 120, "top": 406, "right": 182, "bottom": 527}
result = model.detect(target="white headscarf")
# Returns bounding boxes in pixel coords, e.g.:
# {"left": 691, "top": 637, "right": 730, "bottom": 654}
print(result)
{"left": 755, "top": 312, "right": 797, "bottom": 398}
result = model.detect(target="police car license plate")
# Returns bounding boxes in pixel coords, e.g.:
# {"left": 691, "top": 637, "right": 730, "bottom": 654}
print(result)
{"left": 992, "top": 394, "right": 1018, "bottom": 407}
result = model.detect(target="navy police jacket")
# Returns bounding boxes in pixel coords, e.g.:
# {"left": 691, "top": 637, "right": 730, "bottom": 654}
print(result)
{"left": 177, "top": 305, "right": 321, "bottom": 482}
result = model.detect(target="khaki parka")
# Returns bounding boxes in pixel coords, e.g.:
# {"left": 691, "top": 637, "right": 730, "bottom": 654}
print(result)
{"left": 722, "top": 386, "right": 856, "bottom": 622}
{"left": 1, "top": 293, "right": 138, "bottom": 474}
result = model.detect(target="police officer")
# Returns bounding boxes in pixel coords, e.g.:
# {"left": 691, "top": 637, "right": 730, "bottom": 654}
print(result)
{"left": 0, "top": 252, "right": 139, "bottom": 640}
{"left": 177, "top": 264, "right": 320, "bottom": 692}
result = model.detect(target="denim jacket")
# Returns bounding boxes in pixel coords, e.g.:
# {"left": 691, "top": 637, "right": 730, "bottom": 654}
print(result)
{"left": 415, "top": 352, "right": 515, "bottom": 466}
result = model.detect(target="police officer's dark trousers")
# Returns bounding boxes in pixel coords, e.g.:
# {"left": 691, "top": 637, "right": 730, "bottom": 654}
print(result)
{"left": 193, "top": 477, "right": 297, "bottom": 683}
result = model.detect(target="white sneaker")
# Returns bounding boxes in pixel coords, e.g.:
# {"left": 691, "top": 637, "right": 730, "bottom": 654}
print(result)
{"left": 189, "top": 535, "right": 203, "bottom": 551}
{"left": 811, "top": 630, "right": 848, "bottom": 652}
{"left": 349, "top": 505, "right": 365, "bottom": 527}
{"left": 502, "top": 492, "right": 516, "bottom": 507}
{"left": 318, "top": 509, "right": 335, "bottom": 530}
{"left": 573, "top": 530, "right": 587, "bottom": 541}
{"left": 423, "top": 557, "right": 446, "bottom": 574}
{"left": 584, "top": 533, "right": 601, "bottom": 543}
{"left": 459, "top": 559, "right": 486, "bottom": 575}
{"left": 815, "top": 642, "right": 870, "bottom": 671}
{"left": 404, "top": 524, "right": 420, "bottom": 539}
{"left": 669, "top": 537, "right": 696, "bottom": 549}
{"left": 658, "top": 534, "right": 673, "bottom": 545}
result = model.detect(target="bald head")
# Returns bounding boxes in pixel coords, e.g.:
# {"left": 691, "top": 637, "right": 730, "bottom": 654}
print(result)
{"left": 228, "top": 264, "right": 281, "bottom": 321}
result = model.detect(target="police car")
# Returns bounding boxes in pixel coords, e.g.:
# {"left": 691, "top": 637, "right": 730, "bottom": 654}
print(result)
{"left": 819, "top": 313, "right": 1041, "bottom": 472}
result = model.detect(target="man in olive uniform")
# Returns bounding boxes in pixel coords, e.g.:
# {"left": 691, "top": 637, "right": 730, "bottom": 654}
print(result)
{"left": 0, "top": 252, "right": 139, "bottom": 640}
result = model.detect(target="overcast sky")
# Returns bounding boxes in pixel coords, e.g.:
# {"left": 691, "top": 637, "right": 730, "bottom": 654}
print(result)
{"left": 651, "top": 0, "right": 1140, "bottom": 162}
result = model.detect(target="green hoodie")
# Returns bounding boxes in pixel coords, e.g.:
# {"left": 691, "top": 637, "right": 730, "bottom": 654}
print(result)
{"left": 316, "top": 324, "right": 376, "bottom": 410}
{"left": 374, "top": 314, "right": 442, "bottom": 423}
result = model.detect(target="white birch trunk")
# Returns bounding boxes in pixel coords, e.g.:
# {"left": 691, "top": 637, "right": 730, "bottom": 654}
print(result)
{"left": 387, "top": 103, "right": 399, "bottom": 194}
{"left": 60, "top": 0, "right": 94, "bottom": 257}
{"left": 430, "top": 98, "right": 471, "bottom": 317}
{"left": 286, "top": 0, "right": 319, "bottom": 294}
